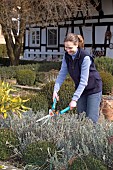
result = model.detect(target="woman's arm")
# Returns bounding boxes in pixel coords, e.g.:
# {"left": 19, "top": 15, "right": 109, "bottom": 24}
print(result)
{"left": 54, "top": 55, "right": 68, "bottom": 93}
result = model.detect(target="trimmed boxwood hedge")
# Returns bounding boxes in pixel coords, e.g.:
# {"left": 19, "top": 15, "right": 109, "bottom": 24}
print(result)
{"left": 16, "top": 69, "right": 36, "bottom": 86}
{"left": 0, "top": 128, "right": 19, "bottom": 160}
{"left": 68, "top": 155, "right": 107, "bottom": 170}
{"left": 23, "top": 140, "right": 56, "bottom": 169}
{"left": 99, "top": 71, "right": 113, "bottom": 95}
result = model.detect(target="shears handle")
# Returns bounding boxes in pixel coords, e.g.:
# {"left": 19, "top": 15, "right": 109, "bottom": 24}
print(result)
{"left": 52, "top": 98, "right": 57, "bottom": 110}
{"left": 59, "top": 106, "right": 70, "bottom": 115}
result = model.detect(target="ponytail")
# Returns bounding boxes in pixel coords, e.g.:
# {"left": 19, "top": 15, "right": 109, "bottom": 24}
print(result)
{"left": 77, "top": 35, "right": 84, "bottom": 49}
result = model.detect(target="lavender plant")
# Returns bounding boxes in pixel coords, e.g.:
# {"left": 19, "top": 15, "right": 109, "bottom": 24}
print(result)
{"left": 10, "top": 110, "right": 113, "bottom": 169}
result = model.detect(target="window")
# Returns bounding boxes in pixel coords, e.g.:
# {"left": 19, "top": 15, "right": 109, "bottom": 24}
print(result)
{"left": 29, "top": 28, "right": 40, "bottom": 47}
{"left": 47, "top": 27, "right": 58, "bottom": 47}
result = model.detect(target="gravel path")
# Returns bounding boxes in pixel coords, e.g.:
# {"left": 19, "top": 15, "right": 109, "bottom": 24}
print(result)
{"left": 0, "top": 161, "right": 22, "bottom": 170}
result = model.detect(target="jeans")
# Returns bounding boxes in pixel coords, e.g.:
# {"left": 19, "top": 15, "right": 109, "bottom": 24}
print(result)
{"left": 77, "top": 91, "right": 102, "bottom": 123}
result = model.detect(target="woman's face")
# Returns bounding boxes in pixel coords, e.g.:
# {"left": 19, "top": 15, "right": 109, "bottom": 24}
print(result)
{"left": 64, "top": 41, "right": 78, "bottom": 55}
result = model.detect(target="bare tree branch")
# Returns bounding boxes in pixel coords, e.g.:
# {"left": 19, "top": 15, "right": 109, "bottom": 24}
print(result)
{"left": 0, "top": 0, "right": 98, "bottom": 65}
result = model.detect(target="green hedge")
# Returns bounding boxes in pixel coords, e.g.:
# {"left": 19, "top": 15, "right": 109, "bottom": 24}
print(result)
{"left": 0, "top": 62, "right": 60, "bottom": 81}
{"left": 68, "top": 155, "right": 107, "bottom": 170}
{"left": 16, "top": 69, "right": 36, "bottom": 86}
{"left": 0, "top": 64, "right": 40, "bottom": 80}
{"left": 0, "top": 129, "right": 19, "bottom": 160}
{"left": 22, "top": 92, "right": 48, "bottom": 113}
{"left": 23, "top": 140, "right": 56, "bottom": 169}
{"left": 35, "top": 69, "right": 59, "bottom": 84}
{"left": 99, "top": 71, "right": 113, "bottom": 95}
{"left": 41, "top": 77, "right": 75, "bottom": 110}
{"left": 95, "top": 57, "right": 113, "bottom": 75}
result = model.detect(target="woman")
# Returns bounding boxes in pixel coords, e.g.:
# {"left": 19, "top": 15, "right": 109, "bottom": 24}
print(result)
{"left": 53, "top": 33, "right": 102, "bottom": 123}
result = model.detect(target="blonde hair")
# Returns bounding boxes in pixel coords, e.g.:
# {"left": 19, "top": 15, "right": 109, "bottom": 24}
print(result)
{"left": 64, "top": 33, "right": 84, "bottom": 49}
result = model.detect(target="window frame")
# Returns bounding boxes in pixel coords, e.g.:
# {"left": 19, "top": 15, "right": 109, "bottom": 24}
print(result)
{"left": 29, "top": 28, "right": 40, "bottom": 47}
{"left": 47, "top": 27, "right": 58, "bottom": 47}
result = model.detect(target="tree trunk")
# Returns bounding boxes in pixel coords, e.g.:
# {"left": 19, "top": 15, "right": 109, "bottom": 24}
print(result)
{"left": 5, "top": 39, "right": 21, "bottom": 66}
{"left": 2, "top": 24, "right": 22, "bottom": 66}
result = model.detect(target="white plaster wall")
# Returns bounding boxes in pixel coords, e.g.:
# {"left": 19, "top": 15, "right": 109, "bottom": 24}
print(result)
{"left": 74, "top": 27, "right": 80, "bottom": 35}
{"left": 85, "top": 19, "right": 98, "bottom": 24}
{"left": 25, "top": 30, "right": 29, "bottom": 46}
{"left": 100, "top": 18, "right": 113, "bottom": 23}
{"left": 74, "top": 20, "right": 83, "bottom": 24}
{"left": 24, "top": 49, "right": 29, "bottom": 58}
{"left": 65, "top": 21, "right": 71, "bottom": 25}
{"left": 106, "top": 25, "right": 113, "bottom": 58}
{"left": 82, "top": 26, "right": 92, "bottom": 44}
{"left": 67, "top": 27, "right": 72, "bottom": 34}
{"left": 60, "top": 47, "right": 64, "bottom": 52}
{"left": 95, "top": 26, "right": 107, "bottom": 44}
{"left": 41, "top": 46, "right": 46, "bottom": 52}
{"left": 60, "top": 27, "right": 71, "bottom": 44}
{"left": 85, "top": 47, "right": 92, "bottom": 55}
{"left": 102, "top": 0, "right": 113, "bottom": 15}
{"left": 110, "top": 26, "right": 113, "bottom": 43}
{"left": 41, "top": 28, "right": 46, "bottom": 44}
{"left": 60, "top": 28, "right": 67, "bottom": 44}
{"left": 106, "top": 48, "right": 113, "bottom": 58}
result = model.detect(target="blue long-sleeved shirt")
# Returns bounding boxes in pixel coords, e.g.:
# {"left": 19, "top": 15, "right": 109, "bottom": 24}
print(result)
{"left": 54, "top": 52, "right": 91, "bottom": 101}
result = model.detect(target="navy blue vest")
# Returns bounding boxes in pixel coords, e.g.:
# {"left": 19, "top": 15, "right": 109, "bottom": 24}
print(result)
{"left": 65, "top": 48, "right": 102, "bottom": 96}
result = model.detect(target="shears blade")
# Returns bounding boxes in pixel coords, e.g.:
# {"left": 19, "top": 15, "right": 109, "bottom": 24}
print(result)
{"left": 36, "top": 98, "right": 70, "bottom": 125}
{"left": 36, "top": 114, "right": 50, "bottom": 123}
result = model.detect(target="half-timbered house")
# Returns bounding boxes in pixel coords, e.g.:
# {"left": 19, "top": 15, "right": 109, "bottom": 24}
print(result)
{"left": 24, "top": 0, "right": 113, "bottom": 61}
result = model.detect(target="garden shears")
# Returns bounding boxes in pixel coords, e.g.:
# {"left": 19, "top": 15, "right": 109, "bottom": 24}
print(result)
{"left": 36, "top": 98, "right": 70, "bottom": 125}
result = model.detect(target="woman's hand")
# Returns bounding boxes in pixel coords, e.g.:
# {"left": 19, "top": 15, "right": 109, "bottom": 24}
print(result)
{"left": 53, "top": 91, "right": 59, "bottom": 102}
{"left": 69, "top": 100, "right": 77, "bottom": 110}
